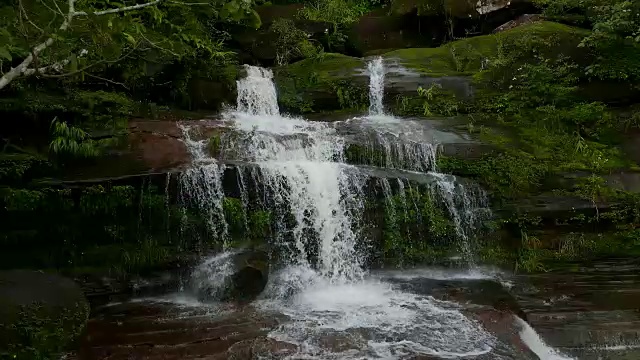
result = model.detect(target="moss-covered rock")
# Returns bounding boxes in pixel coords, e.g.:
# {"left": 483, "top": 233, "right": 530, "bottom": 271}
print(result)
{"left": 384, "top": 21, "right": 589, "bottom": 76}
{"left": 0, "top": 270, "right": 89, "bottom": 359}
{"left": 273, "top": 53, "right": 367, "bottom": 113}
{"left": 274, "top": 22, "right": 592, "bottom": 115}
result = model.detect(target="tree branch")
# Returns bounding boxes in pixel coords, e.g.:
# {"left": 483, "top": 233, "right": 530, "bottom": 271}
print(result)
{"left": 0, "top": 0, "right": 166, "bottom": 90}
{"left": 72, "top": 0, "right": 163, "bottom": 16}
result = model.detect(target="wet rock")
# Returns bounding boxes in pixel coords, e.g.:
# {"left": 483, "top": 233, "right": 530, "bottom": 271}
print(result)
{"left": 499, "top": 193, "right": 612, "bottom": 222}
{"left": 193, "top": 250, "right": 270, "bottom": 303}
{"left": 227, "top": 337, "right": 298, "bottom": 359}
{"left": 512, "top": 258, "right": 640, "bottom": 358}
{"left": 469, "top": 308, "right": 539, "bottom": 359}
{"left": 71, "top": 301, "right": 281, "bottom": 360}
{"left": 0, "top": 270, "right": 89, "bottom": 358}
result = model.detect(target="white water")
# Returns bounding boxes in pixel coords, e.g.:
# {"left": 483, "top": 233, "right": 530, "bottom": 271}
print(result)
{"left": 516, "top": 317, "right": 575, "bottom": 360}
{"left": 226, "top": 65, "right": 495, "bottom": 358}
{"left": 175, "top": 62, "right": 570, "bottom": 359}
{"left": 178, "top": 124, "right": 228, "bottom": 243}
{"left": 356, "top": 59, "right": 490, "bottom": 265}
{"left": 368, "top": 57, "right": 386, "bottom": 116}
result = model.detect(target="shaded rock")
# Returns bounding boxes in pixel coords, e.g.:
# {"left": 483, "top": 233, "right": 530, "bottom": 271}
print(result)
{"left": 70, "top": 301, "right": 282, "bottom": 360}
{"left": 0, "top": 270, "right": 89, "bottom": 358}
{"left": 192, "top": 250, "right": 270, "bottom": 303}
{"left": 59, "top": 118, "right": 226, "bottom": 183}
{"left": 550, "top": 171, "right": 640, "bottom": 194}
{"left": 255, "top": 4, "right": 304, "bottom": 26}
{"left": 493, "top": 14, "right": 543, "bottom": 33}
{"left": 623, "top": 128, "right": 640, "bottom": 166}
{"left": 499, "top": 193, "right": 612, "bottom": 222}
{"left": 347, "top": 10, "right": 436, "bottom": 56}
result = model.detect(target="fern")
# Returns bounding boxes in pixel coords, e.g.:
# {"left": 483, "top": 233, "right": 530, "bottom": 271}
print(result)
{"left": 49, "top": 118, "right": 99, "bottom": 158}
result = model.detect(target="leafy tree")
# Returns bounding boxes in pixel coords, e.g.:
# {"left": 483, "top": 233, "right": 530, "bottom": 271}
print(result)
{"left": 0, "top": 0, "right": 260, "bottom": 90}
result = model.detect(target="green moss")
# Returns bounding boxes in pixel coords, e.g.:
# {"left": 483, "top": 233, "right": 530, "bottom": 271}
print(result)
{"left": 381, "top": 187, "right": 457, "bottom": 265}
{"left": 279, "top": 53, "right": 365, "bottom": 79}
{"left": 274, "top": 54, "right": 366, "bottom": 113}
{"left": 384, "top": 22, "right": 589, "bottom": 77}
{"left": 208, "top": 134, "right": 222, "bottom": 158}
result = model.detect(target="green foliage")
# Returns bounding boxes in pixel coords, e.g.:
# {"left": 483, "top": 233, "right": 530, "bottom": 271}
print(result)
{"left": 534, "top": 0, "right": 640, "bottom": 81}
{"left": 299, "top": 0, "right": 378, "bottom": 27}
{"left": 0, "top": 0, "right": 257, "bottom": 86}
{"left": 270, "top": 19, "right": 320, "bottom": 65}
{"left": 382, "top": 187, "right": 455, "bottom": 264}
{"left": 333, "top": 80, "right": 368, "bottom": 110}
{"left": 224, "top": 197, "right": 246, "bottom": 236}
{"left": 4, "top": 302, "right": 88, "bottom": 360}
{"left": 416, "top": 84, "right": 463, "bottom": 116}
{"left": 48, "top": 118, "right": 99, "bottom": 159}
{"left": 0, "top": 154, "right": 52, "bottom": 185}
{"left": 0, "top": 182, "right": 202, "bottom": 273}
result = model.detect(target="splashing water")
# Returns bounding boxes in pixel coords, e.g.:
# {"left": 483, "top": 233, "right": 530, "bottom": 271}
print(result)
{"left": 223, "top": 65, "right": 495, "bottom": 358}
{"left": 516, "top": 317, "right": 575, "bottom": 360}
{"left": 227, "top": 65, "right": 367, "bottom": 282}
{"left": 176, "top": 63, "right": 567, "bottom": 359}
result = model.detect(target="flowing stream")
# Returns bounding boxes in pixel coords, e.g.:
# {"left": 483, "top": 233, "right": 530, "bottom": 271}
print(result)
{"left": 174, "top": 59, "right": 574, "bottom": 359}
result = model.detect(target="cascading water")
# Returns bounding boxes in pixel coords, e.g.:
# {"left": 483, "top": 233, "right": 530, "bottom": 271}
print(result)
{"left": 228, "top": 66, "right": 366, "bottom": 282}
{"left": 178, "top": 123, "right": 228, "bottom": 244}
{"left": 217, "top": 65, "right": 495, "bottom": 358}
{"left": 174, "top": 63, "right": 573, "bottom": 359}
{"left": 358, "top": 58, "right": 490, "bottom": 265}
{"left": 368, "top": 57, "right": 386, "bottom": 116}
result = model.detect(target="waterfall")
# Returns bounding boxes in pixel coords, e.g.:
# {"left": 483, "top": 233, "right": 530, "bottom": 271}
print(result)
{"left": 178, "top": 124, "right": 228, "bottom": 245}
{"left": 363, "top": 58, "right": 490, "bottom": 265}
{"left": 368, "top": 57, "right": 386, "bottom": 115}
{"left": 236, "top": 65, "right": 279, "bottom": 116}
{"left": 227, "top": 65, "right": 366, "bottom": 282}
{"left": 173, "top": 62, "right": 565, "bottom": 360}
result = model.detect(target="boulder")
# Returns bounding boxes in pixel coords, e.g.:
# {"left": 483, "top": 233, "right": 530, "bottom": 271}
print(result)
{"left": 0, "top": 270, "right": 89, "bottom": 359}
{"left": 191, "top": 249, "right": 269, "bottom": 303}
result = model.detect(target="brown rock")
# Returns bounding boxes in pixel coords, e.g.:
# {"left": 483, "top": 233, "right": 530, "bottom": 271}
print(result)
{"left": 493, "top": 14, "right": 543, "bottom": 33}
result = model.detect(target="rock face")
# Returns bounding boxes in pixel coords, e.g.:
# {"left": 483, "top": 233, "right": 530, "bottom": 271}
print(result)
{"left": 68, "top": 302, "right": 286, "bottom": 360}
{"left": 0, "top": 270, "right": 89, "bottom": 358}
{"left": 191, "top": 250, "right": 270, "bottom": 303}
{"left": 60, "top": 118, "right": 225, "bottom": 183}
{"left": 274, "top": 22, "right": 587, "bottom": 114}
{"left": 347, "top": 10, "right": 437, "bottom": 56}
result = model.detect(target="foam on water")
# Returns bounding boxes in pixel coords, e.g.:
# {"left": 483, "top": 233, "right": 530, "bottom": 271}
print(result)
{"left": 174, "top": 62, "right": 567, "bottom": 359}
{"left": 224, "top": 64, "right": 496, "bottom": 358}
{"left": 260, "top": 270, "right": 495, "bottom": 359}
